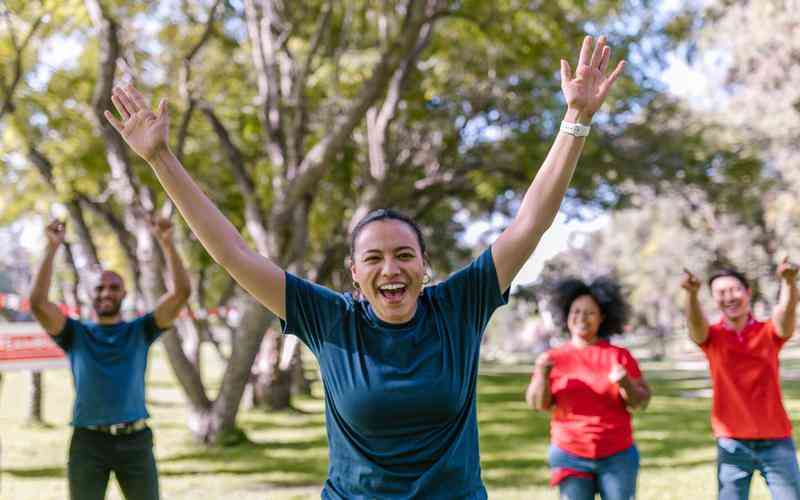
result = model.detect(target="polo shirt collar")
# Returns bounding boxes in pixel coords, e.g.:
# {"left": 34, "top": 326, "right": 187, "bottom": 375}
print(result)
{"left": 717, "top": 313, "right": 757, "bottom": 334}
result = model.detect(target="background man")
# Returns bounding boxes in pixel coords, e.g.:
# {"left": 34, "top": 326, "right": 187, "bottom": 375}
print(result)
{"left": 29, "top": 217, "right": 191, "bottom": 500}
{"left": 682, "top": 260, "right": 800, "bottom": 500}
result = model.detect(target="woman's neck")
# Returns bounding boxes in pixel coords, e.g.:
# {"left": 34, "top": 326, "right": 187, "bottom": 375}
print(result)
{"left": 571, "top": 335, "right": 599, "bottom": 348}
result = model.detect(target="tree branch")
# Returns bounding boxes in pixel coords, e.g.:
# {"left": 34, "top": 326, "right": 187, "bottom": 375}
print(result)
{"left": 277, "top": 0, "right": 441, "bottom": 225}
{"left": 84, "top": 0, "right": 144, "bottom": 212}
{"left": 244, "top": 0, "right": 287, "bottom": 169}
{"left": 0, "top": 12, "right": 44, "bottom": 119}
{"left": 200, "top": 104, "right": 271, "bottom": 255}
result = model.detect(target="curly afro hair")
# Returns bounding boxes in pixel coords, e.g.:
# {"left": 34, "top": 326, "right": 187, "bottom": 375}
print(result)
{"left": 550, "top": 277, "right": 630, "bottom": 338}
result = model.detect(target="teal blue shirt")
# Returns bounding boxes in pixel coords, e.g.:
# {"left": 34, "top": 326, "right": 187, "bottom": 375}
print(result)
{"left": 54, "top": 313, "right": 164, "bottom": 427}
{"left": 282, "top": 248, "right": 508, "bottom": 499}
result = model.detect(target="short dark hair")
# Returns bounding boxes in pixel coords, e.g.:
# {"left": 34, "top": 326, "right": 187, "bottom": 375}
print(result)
{"left": 551, "top": 277, "right": 629, "bottom": 338}
{"left": 708, "top": 269, "right": 749, "bottom": 290}
{"left": 349, "top": 209, "right": 427, "bottom": 257}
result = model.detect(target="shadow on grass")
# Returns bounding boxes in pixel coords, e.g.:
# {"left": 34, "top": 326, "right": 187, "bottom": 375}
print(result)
{"left": 3, "top": 466, "right": 64, "bottom": 478}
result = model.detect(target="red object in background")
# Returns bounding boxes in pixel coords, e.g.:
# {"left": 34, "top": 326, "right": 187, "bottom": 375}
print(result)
{"left": 0, "top": 322, "right": 68, "bottom": 371}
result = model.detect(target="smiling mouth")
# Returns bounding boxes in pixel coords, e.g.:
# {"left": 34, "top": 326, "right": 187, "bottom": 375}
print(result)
{"left": 378, "top": 283, "right": 407, "bottom": 303}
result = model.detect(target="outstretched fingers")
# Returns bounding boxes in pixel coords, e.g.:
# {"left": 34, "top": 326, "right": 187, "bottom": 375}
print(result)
{"left": 126, "top": 84, "right": 152, "bottom": 113}
{"left": 104, "top": 110, "right": 124, "bottom": 134}
{"left": 560, "top": 59, "right": 572, "bottom": 83}
{"left": 589, "top": 36, "right": 606, "bottom": 70}
{"left": 599, "top": 46, "right": 611, "bottom": 73}
{"left": 113, "top": 87, "right": 138, "bottom": 116}
{"left": 156, "top": 98, "right": 169, "bottom": 124}
{"left": 598, "top": 60, "right": 626, "bottom": 100}
{"left": 576, "top": 35, "right": 593, "bottom": 68}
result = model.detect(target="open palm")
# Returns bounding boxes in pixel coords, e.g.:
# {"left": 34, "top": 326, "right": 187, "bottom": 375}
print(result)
{"left": 561, "top": 36, "right": 625, "bottom": 121}
{"left": 105, "top": 85, "right": 170, "bottom": 162}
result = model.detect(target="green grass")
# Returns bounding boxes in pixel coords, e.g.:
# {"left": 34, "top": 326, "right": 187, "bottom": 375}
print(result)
{"left": 1, "top": 345, "right": 793, "bottom": 499}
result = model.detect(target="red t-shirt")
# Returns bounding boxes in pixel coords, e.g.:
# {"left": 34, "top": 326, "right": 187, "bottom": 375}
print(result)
{"left": 546, "top": 340, "right": 642, "bottom": 459}
{"left": 700, "top": 317, "right": 792, "bottom": 439}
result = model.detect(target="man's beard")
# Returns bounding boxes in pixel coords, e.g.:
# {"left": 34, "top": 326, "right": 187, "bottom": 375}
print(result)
{"left": 94, "top": 300, "right": 122, "bottom": 318}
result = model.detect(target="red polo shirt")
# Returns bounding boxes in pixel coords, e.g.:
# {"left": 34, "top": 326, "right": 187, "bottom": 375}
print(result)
{"left": 546, "top": 340, "right": 642, "bottom": 458}
{"left": 700, "top": 317, "right": 792, "bottom": 439}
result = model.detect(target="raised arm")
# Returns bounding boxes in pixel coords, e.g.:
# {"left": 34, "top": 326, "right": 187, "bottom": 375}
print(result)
{"left": 105, "top": 85, "right": 286, "bottom": 319}
{"left": 773, "top": 257, "right": 798, "bottom": 339}
{"left": 525, "top": 352, "right": 554, "bottom": 411}
{"left": 150, "top": 216, "right": 192, "bottom": 329}
{"left": 29, "top": 221, "right": 68, "bottom": 335}
{"left": 681, "top": 269, "right": 709, "bottom": 345}
{"left": 492, "top": 36, "right": 625, "bottom": 292}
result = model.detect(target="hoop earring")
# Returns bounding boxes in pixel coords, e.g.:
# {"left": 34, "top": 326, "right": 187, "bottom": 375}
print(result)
{"left": 420, "top": 273, "right": 432, "bottom": 295}
{"left": 352, "top": 280, "right": 360, "bottom": 290}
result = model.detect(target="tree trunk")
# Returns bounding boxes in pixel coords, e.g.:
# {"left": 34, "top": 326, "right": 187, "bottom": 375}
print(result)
{"left": 289, "top": 341, "right": 311, "bottom": 396}
{"left": 252, "top": 329, "right": 292, "bottom": 411}
{"left": 27, "top": 371, "right": 44, "bottom": 425}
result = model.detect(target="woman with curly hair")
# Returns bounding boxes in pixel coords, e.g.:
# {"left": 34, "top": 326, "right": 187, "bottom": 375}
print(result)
{"left": 526, "top": 278, "right": 651, "bottom": 500}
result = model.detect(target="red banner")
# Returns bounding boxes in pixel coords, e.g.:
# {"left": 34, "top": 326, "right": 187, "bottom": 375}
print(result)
{"left": 0, "top": 323, "right": 68, "bottom": 371}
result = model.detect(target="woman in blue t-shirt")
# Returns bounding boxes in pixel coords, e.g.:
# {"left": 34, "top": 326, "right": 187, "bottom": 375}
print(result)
{"left": 107, "top": 35, "right": 625, "bottom": 499}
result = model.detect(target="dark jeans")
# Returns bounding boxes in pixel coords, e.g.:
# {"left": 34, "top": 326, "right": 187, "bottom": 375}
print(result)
{"left": 68, "top": 427, "right": 159, "bottom": 500}
{"left": 549, "top": 444, "right": 640, "bottom": 500}
{"left": 717, "top": 437, "right": 800, "bottom": 500}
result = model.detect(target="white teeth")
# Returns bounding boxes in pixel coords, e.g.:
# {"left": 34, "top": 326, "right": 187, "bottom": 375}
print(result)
{"left": 379, "top": 283, "right": 405, "bottom": 291}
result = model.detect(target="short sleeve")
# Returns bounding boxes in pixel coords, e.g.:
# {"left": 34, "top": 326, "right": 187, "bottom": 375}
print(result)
{"left": 52, "top": 318, "right": 78, "bottom": 351}
{"left": 281, "top": 272, "right": 349, "bottom": 353}
{"left": 766, "top": 320, "right": 790, "bottom": 349}
{"left": 618, "top": 348, "right": 642, "bottom": 380}
{"left": 432, "top": 247, "right": 509, "bottom": 335}
{"left": 138, "top": 313, "right": 166, "bottom": 346}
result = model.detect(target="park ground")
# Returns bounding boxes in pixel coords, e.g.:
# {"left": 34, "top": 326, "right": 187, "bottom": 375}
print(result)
{"left": 3, "top": 344, "right": 799, "bottom": 499}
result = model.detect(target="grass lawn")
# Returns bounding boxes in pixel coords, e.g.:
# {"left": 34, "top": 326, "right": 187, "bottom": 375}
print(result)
{"left": 1, "top": 344, "right": 795, "bottom": 499}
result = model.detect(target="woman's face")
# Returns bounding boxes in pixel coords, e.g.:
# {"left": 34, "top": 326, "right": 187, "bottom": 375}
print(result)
{"left": 567, "top": 294, "right": 603, "bottom": 343}
{"left": 350, "top": 219, "right": 426, "bottom": 324}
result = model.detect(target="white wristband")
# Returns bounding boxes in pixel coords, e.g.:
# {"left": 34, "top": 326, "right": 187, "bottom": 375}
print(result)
{"left": 560, "top": 120, "right": 591, "bottom": 137}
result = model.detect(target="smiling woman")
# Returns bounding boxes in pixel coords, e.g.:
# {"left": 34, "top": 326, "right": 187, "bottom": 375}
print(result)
{"left": 349, "top": 209, "right": 429, "bottom": 324}
{"left": 525, "top": 277, "right": 651, "bottom": 499}
{"left": 107, "top": 34, "right": 625, "bottom": 499}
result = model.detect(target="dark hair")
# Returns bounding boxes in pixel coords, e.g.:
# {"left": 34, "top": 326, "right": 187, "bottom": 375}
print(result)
{"left": 349, "top": 209, "right": 427, "bottom": 257}
{"left": 551, "top": 277, "right": 629, "bottom": 338}
{"left": 708, "top": 269, "right": 749, "bottom": 290}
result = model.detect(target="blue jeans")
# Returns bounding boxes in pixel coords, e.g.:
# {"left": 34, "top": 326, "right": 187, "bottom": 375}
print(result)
{"left": 68, "top": 427, "right": 160, "bottom": 500}
{"left": 548, "top": 444, "right": 639, "bottom": 500}
{"left": 717, "top": 437, "right": 800, "bottom": 500}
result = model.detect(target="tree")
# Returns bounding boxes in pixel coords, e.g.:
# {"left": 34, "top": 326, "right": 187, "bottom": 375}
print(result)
{"left": 1, "top": 0, "right": 725, "bottom": 443}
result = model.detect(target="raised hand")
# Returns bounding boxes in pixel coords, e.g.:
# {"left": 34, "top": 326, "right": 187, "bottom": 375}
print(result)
{"left": 777, "top": 256, "right": 798, "bottom": 283}
{"left": 148, "top": 215, "right": 174, "bottom": 244}
{"left": 45, "top": 220, "right": 66, "bottom": 249}
{"left": 681, "top": 268, "right": 701, "bottom": 295}
{"left": 105, "top": 85, "right": 170, "bottom": 162}
{"left": 561, "top": 36, "right": 625, "bottom": 123}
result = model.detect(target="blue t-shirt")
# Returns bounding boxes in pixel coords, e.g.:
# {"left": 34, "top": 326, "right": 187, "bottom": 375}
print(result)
{"left": 53, "top": 313, "right": 164, "bottom": 427}
{"left": 282, "top": 248, "right": 509, "bottom": 499}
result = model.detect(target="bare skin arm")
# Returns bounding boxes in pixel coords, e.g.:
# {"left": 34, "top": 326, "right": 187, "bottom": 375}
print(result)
{"left": 150, "top": 217, "right": 192, "bottom": 330}
{"left": 610, "top": 364, "right": 651, "bottom": 411}
{"left": 773, "top": 257, "right": 799, "bottom": 339}
{"left": 681, "top": 269, "right": 709, "bottom": 345}
{"left": 29, "top": 221, "right": 68, "bottom": 335}
{"left": 525, "top": 352, "right": 553, "bottom": 411}
{"left": 493, "top": 36, "right": 625, "bottom": 293}
{"left": 105, "top": 86, "right": 286, "bottom": 320}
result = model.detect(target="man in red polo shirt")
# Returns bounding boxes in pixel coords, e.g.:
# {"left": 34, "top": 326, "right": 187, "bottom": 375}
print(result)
{"left": 682, "top": 261, "right": 800, "bottom": 500}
